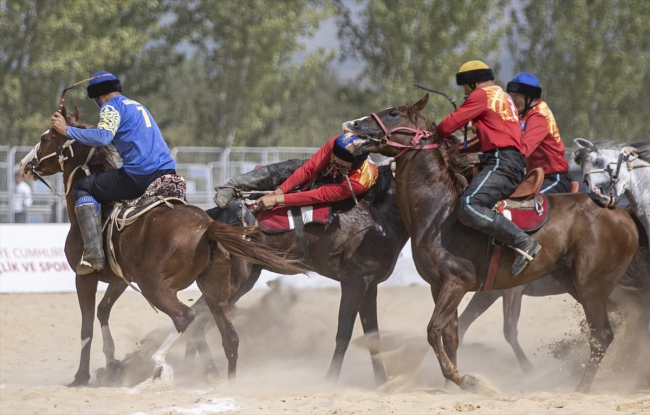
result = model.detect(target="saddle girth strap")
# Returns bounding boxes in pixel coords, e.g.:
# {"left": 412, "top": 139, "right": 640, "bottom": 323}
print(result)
{"left": 479, "top": 237, "right": 501, "bottom": 291}
{"left": 290, "top": 206, "right": 314, "bottom": 269}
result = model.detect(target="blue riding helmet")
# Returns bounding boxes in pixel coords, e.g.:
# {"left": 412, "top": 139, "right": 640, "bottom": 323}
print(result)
{"left": 87, "top": 71, "right": 122, "bottom": 99}
{"left": 333, "top": 133, "right": 368, "bottom": 164}
{"left": 506, "top": 72, "right": 542, "bottom": 98}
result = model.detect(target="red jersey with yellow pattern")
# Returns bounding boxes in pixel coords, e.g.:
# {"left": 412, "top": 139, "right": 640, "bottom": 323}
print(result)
{"left": 437, "top": 85, "right": 524, "bottom": 154}
{"left": 279, "top": 135, "right": 379, "bottom": 206}
{"left": 520, "top": 101, "right": 569, "bottom": 175}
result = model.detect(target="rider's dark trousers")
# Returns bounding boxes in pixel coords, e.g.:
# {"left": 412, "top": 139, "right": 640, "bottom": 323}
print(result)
{"left": 72, "top": 168, "right": 176, "bottom": 203}
{"left": 457, "top": 147, "right": 526, "bottom": 232}
{"left": 540, "top": 171, "right": 572, "bottom": 194}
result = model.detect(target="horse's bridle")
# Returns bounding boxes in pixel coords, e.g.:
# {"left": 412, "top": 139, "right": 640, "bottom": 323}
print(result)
{"left": 582, "top": 146, "right": 650, "bottom": 207}
{"left": 27, "top": 74, "right": 111, "bottom": 195}
{"left": 367, "top": 112, "right": 438, "bottom": 159}
{"left": 30, "top": 134, "right": 96, "bottom": 197}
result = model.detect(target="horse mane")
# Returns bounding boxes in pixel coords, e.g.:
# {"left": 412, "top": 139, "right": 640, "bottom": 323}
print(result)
{"left": 421, "top": 117, "right": 471, "bottom": 196}
{"left": 627, "top": 141, "right": 650, "bottom": 163}
{"left": 71, "top": 122, "right": 118, "bottom": 172}
{"left": 574, "top": 140, "right": 650, "bottom": 166}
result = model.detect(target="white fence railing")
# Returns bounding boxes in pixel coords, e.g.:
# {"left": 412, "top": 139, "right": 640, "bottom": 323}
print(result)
{"left": 0, "top": 145, "right": 586, "bottom": 224}
{"left": 1, "top": 146, "right": 319, "bottom": 223}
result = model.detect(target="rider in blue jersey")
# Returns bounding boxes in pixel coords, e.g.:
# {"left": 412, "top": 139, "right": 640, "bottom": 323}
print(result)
{"left": 50, "top": 71, "right": 176, "bottom": 275}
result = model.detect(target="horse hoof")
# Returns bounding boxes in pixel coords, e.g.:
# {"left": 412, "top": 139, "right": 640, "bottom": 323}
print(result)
{"left": 67, "top": 377, "right": 89, "bottom": 388}
{"left": 107, "top": 360, "right": 124, "bottom": 382}
{"left": 153, "top": 365, "right": 164, "bottom": 380}
{"left": 521, "top": 361, "right": 534, "bottom": 374}
{"left": 460, "top": 374, "right": 477, "bottom": 393}
{"left": 575, "top": 382, "right": 591, "bottom": 394}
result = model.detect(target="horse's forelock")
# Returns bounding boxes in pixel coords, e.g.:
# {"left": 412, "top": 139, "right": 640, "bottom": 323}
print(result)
{"left": 573, "top": 146, "right": 595, "bottom": 167}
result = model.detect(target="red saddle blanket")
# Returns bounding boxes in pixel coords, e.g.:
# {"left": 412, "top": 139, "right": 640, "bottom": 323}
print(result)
{"left": 495, "top": 194, "right": 549, "bottom": 232}
{"left": 256, "top": 204, "right": 332, "bottom": 233}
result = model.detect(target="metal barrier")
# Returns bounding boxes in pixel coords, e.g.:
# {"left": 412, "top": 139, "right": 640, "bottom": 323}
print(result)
{"left": 1, "top": 146, "right": 318, "bottom": 223}
{"left": 0, "top": 144, "right": 587, "bottom": 223}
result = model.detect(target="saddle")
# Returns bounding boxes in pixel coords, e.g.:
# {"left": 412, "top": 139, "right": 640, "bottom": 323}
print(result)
{"left": 104, "top": 174, "right": 188, "bottom": 227}
{"left": 495, "top": 168, "right": 549, "bottom": 232}
{"left": 255, "top": 204, "right": 332, "bottom": 233}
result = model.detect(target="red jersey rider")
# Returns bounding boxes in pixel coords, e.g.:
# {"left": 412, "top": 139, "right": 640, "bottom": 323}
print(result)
{"left": 506, "top": 72, "right": 571, "bottom": 194}
{"left": 436, "top": 60, "right": 541, "bottom": 277}
{"left": 257, "top": 134, "right": 378, "bottom": 210}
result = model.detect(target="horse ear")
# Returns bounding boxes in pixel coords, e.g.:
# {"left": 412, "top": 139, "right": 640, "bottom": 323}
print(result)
{"left": 60, "top": 106, "right": 67, "bottom": 118}
{"left": 413, "top": 94, "right": 429, "bottom": 112}
{"left": 574, "top": 138, "right": 595, "bottom": 149}
{"left": 73, "top": 106, "right": 80, "bottom": 122}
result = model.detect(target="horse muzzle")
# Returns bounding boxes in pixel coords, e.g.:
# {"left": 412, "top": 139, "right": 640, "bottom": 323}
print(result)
{"left": 588, "top": 191, "right": 616, "bottom": 208}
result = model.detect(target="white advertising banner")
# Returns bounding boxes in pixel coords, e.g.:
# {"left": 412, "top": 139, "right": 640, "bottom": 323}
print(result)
{"left": 0, "top": 224, "right": 422, "bottom": 293}
{"left": 0, "top": 224, "right": 77, "bottom": 293}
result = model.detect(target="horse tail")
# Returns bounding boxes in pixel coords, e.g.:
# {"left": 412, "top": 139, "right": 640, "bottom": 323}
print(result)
{"left": 206, "top": 220, "right": 307, "bottom": 275}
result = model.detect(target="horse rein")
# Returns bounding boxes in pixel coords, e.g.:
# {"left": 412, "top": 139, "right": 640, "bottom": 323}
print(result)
{"left": 31, "top": 133, "right": 96, "bottom": 197}
{"left": 369, "top": 112, "right": 438, "bottom": 159}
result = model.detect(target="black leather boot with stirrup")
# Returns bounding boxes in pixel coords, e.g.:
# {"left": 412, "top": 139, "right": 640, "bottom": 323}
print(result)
{"left": 483, "top": 214, "right": 542, "bottom": 277}
{"left": 75, "top": 203, "right": 105, "bottom": 275}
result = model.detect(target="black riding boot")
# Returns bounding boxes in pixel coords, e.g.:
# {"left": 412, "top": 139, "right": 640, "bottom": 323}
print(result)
{"left": 75, "top": 203, "right": 105, "bottom": 275}
{"left": 214, "top": 159, "right": 306, "bottom": 208}
{"left": 483, "top": 214, "right": 541, "bottom": 277}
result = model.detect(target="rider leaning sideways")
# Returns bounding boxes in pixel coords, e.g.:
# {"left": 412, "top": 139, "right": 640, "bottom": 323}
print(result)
{"left": 256, "top": 134, "right": 378, "bottom": 210}
{"left": 49, "top": 71, "right": 176, "bottom": 275}
{"left": 506, "top": 73, "right": 571, "bottom": 194}
{"left": 436, "top": 60, "right": 541, "bottom": 277}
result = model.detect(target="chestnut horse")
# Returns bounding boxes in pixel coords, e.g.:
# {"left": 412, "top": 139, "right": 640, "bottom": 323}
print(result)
{"left": 24, "top": 106, "right": 306, "bottom": 388}
{"left": 185, "top": 163, "right": 410, "bottom": 385}
{"left": 342, "top": 94, "right": 638, "bottom": 393}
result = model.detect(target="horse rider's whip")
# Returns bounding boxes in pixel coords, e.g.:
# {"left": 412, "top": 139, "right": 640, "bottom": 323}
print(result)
{"left": 414, "top": 83, "right": 469, "bottom": 147}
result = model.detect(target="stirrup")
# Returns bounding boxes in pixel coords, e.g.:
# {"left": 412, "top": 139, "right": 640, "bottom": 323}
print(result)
{"left": 511, "top": 246, "right": 535, "bottom": 262}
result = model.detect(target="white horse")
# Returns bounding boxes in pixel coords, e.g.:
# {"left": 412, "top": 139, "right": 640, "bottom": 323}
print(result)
{"left": 573, "top": 138, "right": 650, "bottom": 247}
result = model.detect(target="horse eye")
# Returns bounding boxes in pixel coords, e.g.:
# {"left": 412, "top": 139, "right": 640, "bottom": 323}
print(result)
{"left": 390, "top": 109, "right": 399, "bottom": 117}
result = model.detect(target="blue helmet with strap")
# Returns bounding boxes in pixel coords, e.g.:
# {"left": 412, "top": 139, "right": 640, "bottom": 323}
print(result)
{"left": 506, "top": 72, "right": 542, "bottom": 99}
{"left": 333, "top": 133, "right": 367, "bottom": 164}
{"left": 87, "top": 71, "right": 122, "bottom": 99}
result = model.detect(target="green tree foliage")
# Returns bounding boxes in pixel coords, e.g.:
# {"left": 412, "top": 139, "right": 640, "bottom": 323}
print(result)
{"left": 338, "top": 0, "right": 509, "bottom": 122}
{"left": 0, "top": 0, "right": 176, "bottom": 146}
{"left": 165, "top": 0, "right": 337, "bottom": 149}
{"left": 508, "top": 0, "right": 650, "bottom": 142}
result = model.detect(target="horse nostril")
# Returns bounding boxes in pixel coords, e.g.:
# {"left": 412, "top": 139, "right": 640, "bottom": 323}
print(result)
{"left": 353, "top": 121, "right": 358, "bottom": 127}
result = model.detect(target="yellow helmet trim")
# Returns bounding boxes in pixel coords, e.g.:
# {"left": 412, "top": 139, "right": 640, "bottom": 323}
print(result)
{"left": 458, "top": 60, "right": 490, "bottom": 73}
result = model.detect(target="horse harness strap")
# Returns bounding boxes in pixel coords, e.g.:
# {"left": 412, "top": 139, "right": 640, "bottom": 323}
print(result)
{"left": 479, "top": 237, "right": 501, "bottom": 291}
{"left": 32, "top": 139, "right": 97, "bottom": 197}
{"left": 104, "top": 196, "right": 187, "bottom": 310}
{"left": 289, "top": 206, "right": 314, "bottom": 268}
{"left": 583, "top": 146, "right": 650, "bottom": 185}
{"left": 369, "top": 113, "right": 438, "bottom": 159}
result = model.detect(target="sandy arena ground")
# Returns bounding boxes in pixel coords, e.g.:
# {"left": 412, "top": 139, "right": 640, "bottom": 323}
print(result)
{"left": 1, "top": 282, "right": 649, "bottom": 414}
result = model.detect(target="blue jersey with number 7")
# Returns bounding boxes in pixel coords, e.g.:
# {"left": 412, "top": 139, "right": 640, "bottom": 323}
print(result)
{"left": 66, "top": 95, "right": 176, "bottom": 175}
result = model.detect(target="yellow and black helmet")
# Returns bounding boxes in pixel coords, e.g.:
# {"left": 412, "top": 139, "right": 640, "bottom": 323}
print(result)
{"left": 456, "top": 60, "right": 495, "bottom": 86}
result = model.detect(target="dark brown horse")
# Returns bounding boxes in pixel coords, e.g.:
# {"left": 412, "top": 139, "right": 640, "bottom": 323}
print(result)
{"left": 184, "top": 163, "right": 410, "bottom": 385}
{"left": 342, "top": 94, "right": 638, "bottom": 393}
{"left": 24, "top": 106, "right": 306, "bottom": 388}
{"left": 458, "top": 207, "right": 650, "bottom": 374}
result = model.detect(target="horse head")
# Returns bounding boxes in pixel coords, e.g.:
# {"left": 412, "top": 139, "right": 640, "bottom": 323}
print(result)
{"left": 573, "top": 138, "right": 626, "bottom": 208}
{"left": 342, "top": 94, "right": 437, "bottom": 158}
{"left": 26, "top": 106, "right": 83, "bottom": 177}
